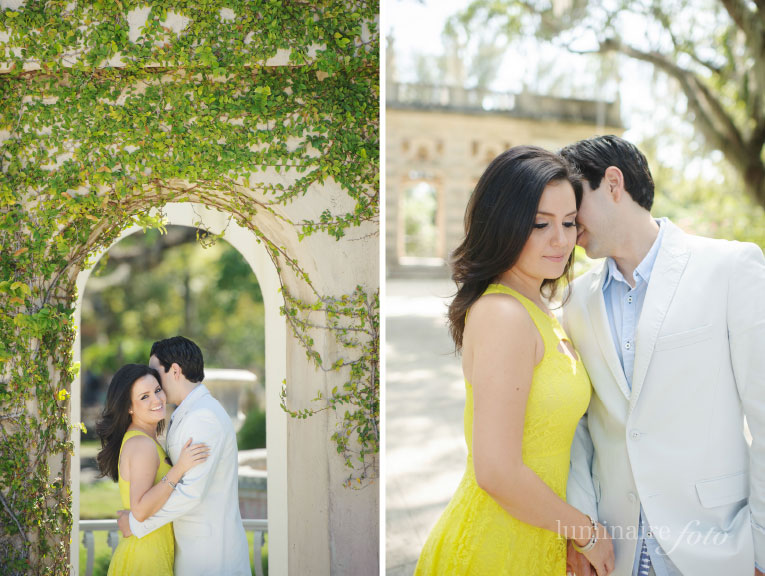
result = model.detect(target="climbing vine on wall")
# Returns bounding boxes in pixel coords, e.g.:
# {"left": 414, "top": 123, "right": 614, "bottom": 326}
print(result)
{"left": 280, "top": 285, "right": 379, "bottom": 488}
{"left": 0, "top": 1, "right": 378, "bottom": 573}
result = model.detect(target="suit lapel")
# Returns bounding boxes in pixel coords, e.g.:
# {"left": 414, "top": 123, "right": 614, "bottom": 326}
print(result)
{"left": 586, "top": 262, "right": 632, "bottom": 400}
{"left": 629, "top": 223, "right": 690, "bottom": 411}
{"left": 165, "top": 385, "right": 210, "bottom": 455}
{"left": 166, "top": 408, "right": 184, "bottom": 446}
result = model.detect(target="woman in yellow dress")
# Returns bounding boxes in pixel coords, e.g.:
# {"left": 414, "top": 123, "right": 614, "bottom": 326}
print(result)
{"left": 415, "top": 146, "right": 615, "bottom": 575}
{"left": 96, "top": 363, "right": 209, "bottom": 576}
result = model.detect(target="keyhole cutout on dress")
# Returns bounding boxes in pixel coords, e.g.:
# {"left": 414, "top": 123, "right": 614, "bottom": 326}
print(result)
{"left": 557, "top": 338, "right": 580, "bottom": 362}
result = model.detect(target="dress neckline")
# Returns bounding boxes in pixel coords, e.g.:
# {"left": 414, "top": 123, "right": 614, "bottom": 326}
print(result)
{"left": 124, "top": 428, "right": 165, "bottom": 452}
{"left": 486, "top": 283, "right": 557, "bottom": 321}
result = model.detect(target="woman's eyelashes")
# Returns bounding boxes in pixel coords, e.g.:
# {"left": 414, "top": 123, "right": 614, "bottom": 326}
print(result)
{"left": 140, "top": 387, "right": 163, "bottom": 401}
{"left": 533, "top": 220, "right": 577, "bottom": 229}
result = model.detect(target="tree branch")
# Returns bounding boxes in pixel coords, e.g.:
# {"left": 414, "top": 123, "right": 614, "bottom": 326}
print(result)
{"left": 0, "top": 489, "right": 28, "bottom": 546}
{"left": 720, "top": 0, "right": 765, "bottom": 125}
{"left": 598, "top": 37, "right": 748, "bottom": 161}
{"left": 645, "top": 3, "right": 722, "bottom": 76}
{"left": 756, "top": 0, "right": 765, "bottom": 27}
{"left": 749, "top": 117, "right": 765, "bottom": 158}
{"left": 719, "top": 0, "right": 756, "bottom": 36}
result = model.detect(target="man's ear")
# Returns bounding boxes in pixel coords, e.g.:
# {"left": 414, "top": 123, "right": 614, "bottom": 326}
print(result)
{"left": 603, "top": 166, "right": 625, "bottom": 203}
{"left": 171, "top": 362, "right": 183, "bottom": 380}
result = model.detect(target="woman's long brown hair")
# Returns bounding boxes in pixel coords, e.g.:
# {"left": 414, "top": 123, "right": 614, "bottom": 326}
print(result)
{"left": 95, "top": 364, "right": 165, "bottom": 482}
{"left": 447, "top": 146, "right": 581, "bottom": 351}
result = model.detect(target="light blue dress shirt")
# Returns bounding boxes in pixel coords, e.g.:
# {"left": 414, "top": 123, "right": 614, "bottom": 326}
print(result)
{"left": 601, "top": 218, "right": 681, "bottom": 576}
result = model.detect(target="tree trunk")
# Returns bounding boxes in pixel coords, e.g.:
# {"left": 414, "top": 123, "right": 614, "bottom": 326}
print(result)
{"left": 744, "top": 158, "right": 765, "bottom": 208}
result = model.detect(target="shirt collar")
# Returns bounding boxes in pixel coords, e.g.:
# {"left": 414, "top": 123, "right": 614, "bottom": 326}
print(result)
{"left": 171, "top": 383, "right": 208, "bottom": 421}
{"left": 602, "top": 218, "right": 666, "bottom": 291}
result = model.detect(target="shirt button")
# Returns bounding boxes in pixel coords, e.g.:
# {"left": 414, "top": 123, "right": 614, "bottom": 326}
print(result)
{"left": 627, "top": 295, "right": 633, "bottom": 304}
{"left": 647, "top": 531, "right": 654, "bottom": 538}
{"left": 625, "top": 341, "right": 632, "bottom": 350}
{"left": 630, "top": 430, "right": 641, "bottom": 440}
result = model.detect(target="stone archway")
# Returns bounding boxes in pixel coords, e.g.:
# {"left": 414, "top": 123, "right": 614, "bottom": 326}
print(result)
{"left": 70, "top": 202, "right": 288, "bottom": 574}
{"left": 0, "top": 4, "right": 378, "bottom": 572}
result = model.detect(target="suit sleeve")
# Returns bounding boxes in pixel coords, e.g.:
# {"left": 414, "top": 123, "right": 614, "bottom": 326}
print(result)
{"left": 727, "top": 242, "right": 765, "bottom": 567}
{"left": 129, "top": 410, "right": 224, "bottom": 539}
{"left": 562, "top": 305, "right": 599, "bottom": 520}
{"left": 567, "top": 413, "right": 599, "bottom": 520}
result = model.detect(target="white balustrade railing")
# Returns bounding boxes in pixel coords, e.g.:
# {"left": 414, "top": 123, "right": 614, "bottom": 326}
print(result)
{"left": 79, "top": 518, "right": 268, "bottom": 576}
{"left": 386, "top": 82, "right": 622, "bottom": 126}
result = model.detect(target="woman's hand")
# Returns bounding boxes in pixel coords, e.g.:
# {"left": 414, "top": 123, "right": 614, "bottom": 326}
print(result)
{"left": 174, "top": 438, "right": 210, "bottom": 476}
{"left": 577, "top": 522, "right": 614, "bottom": 576}
{"left": 566, "top": 540, "right": 593, "bottom": 575}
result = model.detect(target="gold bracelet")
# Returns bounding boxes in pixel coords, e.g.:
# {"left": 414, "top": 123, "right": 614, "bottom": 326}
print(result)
{"left": 161, "top": 475, "right": 177, "bottom": 490}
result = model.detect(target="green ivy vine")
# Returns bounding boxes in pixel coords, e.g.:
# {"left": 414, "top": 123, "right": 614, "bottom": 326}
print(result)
{"left": 280, "top": 285, "right": 379, "bottom": 489}
{"left": 0, "top": 1, "right": 378, "bottom": 573}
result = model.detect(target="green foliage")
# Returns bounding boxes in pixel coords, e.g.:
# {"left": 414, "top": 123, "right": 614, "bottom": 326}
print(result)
{"left": 0, "top": 1, "right": 378, "bottom": 572}
{"left": 452, "top": 0, "right": 765, "bottom": 205}
{"left": 238, "top": 406, "right": 267, "bottom": 450}
{"left": 280, "top": 286, "right": 379, "bottom": 488}
{"left": 248, "top": 531, "right": 268, "bottom": 576}
{"left": 641, "top": 134, "right": 765, "bottom": 249}
{"left": 93, "top": 555, "right": 111, "bottom": 576}
{"left": 402, "top": 182, "right": 438, "bottom": 258}
{"left": 77, "top": 533, "right": 111, "bottom": 576}
{"left": 216, "top": 246, "right": 263, "bottom": 307}
{"left": 82, "top": 227, "right": 266, "bottom": 390}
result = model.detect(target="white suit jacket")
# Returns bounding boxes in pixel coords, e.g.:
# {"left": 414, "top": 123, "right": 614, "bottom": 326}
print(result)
{"left": 563, "top": 221, "right": 765, "bottom": 576}
{"left": 130, "top": 385, "right": 250, "bottom": 576}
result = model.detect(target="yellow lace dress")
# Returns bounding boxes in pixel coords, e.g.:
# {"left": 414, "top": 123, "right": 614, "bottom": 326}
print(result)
{"left": 107, "top": 429, "right": 174, "bottom": 576}
{"left": 415, "top": 284, "right": 592, "bottom": 575}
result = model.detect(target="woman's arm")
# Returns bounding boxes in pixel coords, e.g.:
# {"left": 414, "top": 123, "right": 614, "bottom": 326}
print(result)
{"left": 122, "top": 436, "right": 209, "bottom": 522}
{"left": 466, "top": 294, "right": 613, "bottom": 575}
{"left": 127, "top": 411, "right": 224, "bottom": 539}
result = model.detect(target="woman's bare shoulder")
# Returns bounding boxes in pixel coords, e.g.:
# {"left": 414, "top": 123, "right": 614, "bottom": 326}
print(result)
{"left": 121, "top": 434, "right": 159, "bottom": 460}
{"left": 467, "top": 291, "right": 535, "bottom": 335}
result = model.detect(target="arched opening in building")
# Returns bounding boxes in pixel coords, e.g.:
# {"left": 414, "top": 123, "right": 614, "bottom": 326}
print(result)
{"left": 70, "top": 203, "right": 288, "bottom": 574}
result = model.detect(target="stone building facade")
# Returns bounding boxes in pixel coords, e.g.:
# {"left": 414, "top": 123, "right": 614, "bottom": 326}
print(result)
{"left": 386, "top": 83, "right": 624, "bottom": 277}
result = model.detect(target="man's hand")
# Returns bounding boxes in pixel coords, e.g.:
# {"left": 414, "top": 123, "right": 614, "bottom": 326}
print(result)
{"left": 567, "top": 540, "right": 594, "bottom": 576}
{"left": 117, "top": 509, "right": 132, "bottom": 538}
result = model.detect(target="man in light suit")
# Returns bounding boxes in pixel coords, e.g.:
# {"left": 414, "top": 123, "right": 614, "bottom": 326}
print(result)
{"left": 559, "top": 136, "right": 765, "bottom": 576}
{"left": 117, "top": 336, "right": 250, "bottom": 576}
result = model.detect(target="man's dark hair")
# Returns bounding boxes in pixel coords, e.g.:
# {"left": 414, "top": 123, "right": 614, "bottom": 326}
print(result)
{"left": 560, "top": 135, "right": 655, "bottom": 211}
{"left": 150, "top": 336, "right": 205, "bottom": 383}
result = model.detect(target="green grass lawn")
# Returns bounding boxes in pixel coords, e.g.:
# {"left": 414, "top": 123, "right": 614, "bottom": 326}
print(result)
{"left": 80, "top": 480, "right": 123, "bottom": 519}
